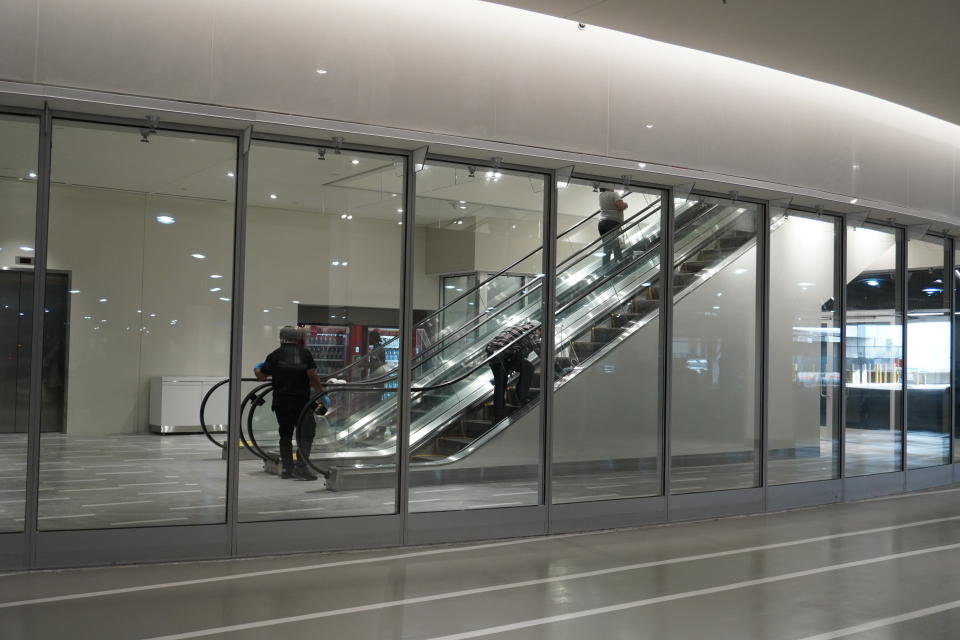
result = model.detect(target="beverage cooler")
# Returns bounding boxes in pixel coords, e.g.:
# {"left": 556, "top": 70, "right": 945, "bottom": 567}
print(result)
{"left": 302, "top": 324, "right": 349, "bottom": 375}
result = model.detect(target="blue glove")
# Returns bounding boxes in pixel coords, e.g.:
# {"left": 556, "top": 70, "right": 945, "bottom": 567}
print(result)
{"left": 320, "top": 394, "right": 331, "bottom": 407}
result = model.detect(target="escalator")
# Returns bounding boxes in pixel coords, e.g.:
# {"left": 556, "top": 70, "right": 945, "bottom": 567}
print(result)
{"left": 207, "top": 195, "right": 758, "bottom": 490}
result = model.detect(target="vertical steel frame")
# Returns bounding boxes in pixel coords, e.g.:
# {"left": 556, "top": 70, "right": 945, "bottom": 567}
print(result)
{"left": 541, "top": 170, "right": 558, "bottom": 520}
{"left": 898, "top": 227, "right": 907, "bottom": 470}
{"left": 23, "top": 105, "right": 52, "bottom": 566}
{"left": 660, "top": 187, "right": 675, "bottom": 502}
{"left": 948, "top": 237, "right": 956, "bottom": 464}
{"left": 397, "top": 152, "right": 416, "bottom": 541}
{"left": 224, "top": 127, "right": 251, "bottom": 554}
{"left": 757, "top": 203, "right": 770, "bottom": 495}
{"left": 838, "top": 217, "right": 849, "bottom": 479}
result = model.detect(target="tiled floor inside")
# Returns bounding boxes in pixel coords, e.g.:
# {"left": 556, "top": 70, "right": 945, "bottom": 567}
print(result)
{"left": 0, "top": 428, "right": 951, "bottom": 530}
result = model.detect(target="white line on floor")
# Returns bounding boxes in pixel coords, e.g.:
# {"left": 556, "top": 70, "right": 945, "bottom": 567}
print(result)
{"left": 137, "top": 490, "right": 202, "bottom": 495}
{"left": 8, "top": 511, "right": 960, "bottom": 611}
{"left": 119, "top": 482, "right": 180, "bottom": 487}
{"left": 797, "top": 599, "right": 960, "bottom": 639}
{"left": 58, "top": 487, "right": 121, "bottom": 493}
{"left": 585, "top": 484, "right": 631, "bottom": 489}
{"left": 671, "top": 477, "right": 708, "bottom": 482}
{"left": 26, "top": 514, "right": 95, "bottom": 521}
{"left": 96, "top": 471, "right": 150, "bottom": 476}
{"left": 562, "top": 494, "right": 620, "bottom": 501}
{"left": 110, "top": 517, "right": 188, "bottom": 527}
{"left": 467, "top": 502, "right": 523, "bottom": 509}
{"left": 122, "top": 458, "right": 175, "bottom": 462}
{"left": 861, "top": 487, "right": 960, "bottom": 503}
{"left": 43, "top": 479, "right": 106, "bottom": 484}
{"left": 81, "top": 500, "right": 153, "bottom": 508}
{"left": 300, "top": 496, "right": 358, "bottom": 502}
{"left": 168, "top": 504, "right": 222, "bottom": 510}
{"left": 140, "top": 540, "right": 960, "bottom": 640}
{"left": 491, "top": 491, "right": 537, "bottom": 497}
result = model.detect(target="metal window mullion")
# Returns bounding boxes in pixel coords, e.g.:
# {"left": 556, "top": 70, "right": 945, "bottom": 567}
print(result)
{"left": 661, "top": 187, "right": 675, "bottom": 503}
{"left": 541, "top": 171, "right": 557, "bottom": 525}
{"left": 836, "top": 216, "right": 846, "bottom": 480}
{"left": 397, "top": 153, "right": 416, "bottom": 542}
{"left": 225, "top": 127, "right": 250, "bottom": 555}
{"left": 757, "top": 203, "right": 770, "bottom": 497}
{"left": 23, "top": 105, "right": 52, "bottom": 567}
{"left": 899, "top": 229, "right": 907, "bottom": 471}
{"left": 946, "top": 238, "right": 955, "bottom": 465}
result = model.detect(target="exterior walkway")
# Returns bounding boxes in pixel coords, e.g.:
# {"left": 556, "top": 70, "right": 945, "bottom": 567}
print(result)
{"left": 4, "top": 485, "right": 960, "bottom": 639}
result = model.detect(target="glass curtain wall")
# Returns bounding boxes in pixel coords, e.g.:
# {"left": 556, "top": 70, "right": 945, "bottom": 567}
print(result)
{"left": 0, "top": 114, "right": 39, "bottom": 533}
{"left": 906, "top": 235, "right": 950, "bottom": 468}
{"left": 39, "top": 121, "right": 236, "bottom": 530}
{"left": 551, "top": 178, "right": 664, "bottom": 502}
{"left": 670, "top": 197, "right": 760, "bottom": 493}
{"left": 844, "top": 223, "right": 902, "bottom": 476}
{"left": 767, "top": 212, "right": 840, "bottom": 485}
{"left": 239, "top": 141, "right": 405, "bottom": 522}
{"left": 408, "top": 161, "right": 545, "bottom": 512}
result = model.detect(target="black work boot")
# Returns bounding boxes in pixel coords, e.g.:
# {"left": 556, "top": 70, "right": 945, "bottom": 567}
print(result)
{"left": 279, "top": 440, "right": 295, "bottom": 479}
{"left": 293, "top": 439, "right": 319, "bottom": 481}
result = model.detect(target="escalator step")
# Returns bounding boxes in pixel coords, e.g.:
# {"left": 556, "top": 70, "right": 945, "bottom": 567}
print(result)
{"left": 462, "top": 419, "right": 493, "bottom": 436}
{"left": 592, "top": 326, "right": 624, "bottom": 343}
{"left": 571, "top": 341, "right": 604, "bottom": 357}
{"left": 436, "top": 436, "right": 473, "bottom": 455}
{"left": 631, "top": 299, "right": 658, "bottom": 314}
{"left": 679, "top": 260, "right": 711, "bottom": 273}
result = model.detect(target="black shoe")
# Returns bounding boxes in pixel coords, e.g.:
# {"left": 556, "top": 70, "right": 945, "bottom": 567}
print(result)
{"left": 293, "top": 467, "right": 319, "bottom": 481}
{"left": 280, "top": 469, "right": 295, "bottom": 479}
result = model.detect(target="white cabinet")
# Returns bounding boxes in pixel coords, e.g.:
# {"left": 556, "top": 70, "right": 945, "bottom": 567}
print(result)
{"left": 149, "top": 376, "right": 228, "bottom": 434}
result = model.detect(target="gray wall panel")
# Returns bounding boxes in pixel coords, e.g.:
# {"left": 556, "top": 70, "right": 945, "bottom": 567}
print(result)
{"left": 407, "top": 506, "right": 546, "bottom": 545}
{"left": 843, "top": 472, "right": 905, "bottom": 501}
{"left": 550, "top": 497, "right": 666, "bottom": 534}
{"left": 36, "top": 524, "right": 227, "bottom": 568}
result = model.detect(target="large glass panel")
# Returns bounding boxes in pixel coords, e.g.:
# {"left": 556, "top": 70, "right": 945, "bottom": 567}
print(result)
{"left": 906, "top": 236, "right": 949, "bottom": 468}
{"left": 671, "top": 197, "right": 759, "bottom": 493}
{"left": 38, "top": 121, "right": 236, "bottom": 530}
{"left": 0, "top": 114, "right": 38, "bottom": 533}
{"left": 407, "top": 161, "right": 545, "bottom": 512}
{"left": 767, "top": 212, "right": 840, "bottom": 485}
{"left": 239, "top": 141, "right": 405, "bottom": 522}
{"left": 844, "top": 223, "right": 902, "bottom": 476}
{"left": 955, "top": 245, "right": 960, "bottom": 463}
{"left": 551, "top": 178, "right": 664, "bottom": 503}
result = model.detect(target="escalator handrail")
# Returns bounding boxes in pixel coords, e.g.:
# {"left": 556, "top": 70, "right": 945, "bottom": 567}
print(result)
{"left": 199, "top": 377, "right": 261, "bottom": 449}
{"left": 319, "top": 195, "right": 656, "bottom": 383}
{"left": 354, "top": 197, "right": 664, "bottom": 381}
{"left": 245, "top": 386, "right": 278, "bottom": 463}
{"left": 304, "top": 198, "right": 720, "bottom": 400}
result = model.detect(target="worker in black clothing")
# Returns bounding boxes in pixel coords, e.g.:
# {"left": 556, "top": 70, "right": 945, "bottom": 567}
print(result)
{"left": 485, "top": 322, "right": 541, "bottom": 421}
{"left": 254, "top": 326, "right": 325, "bottom": 480}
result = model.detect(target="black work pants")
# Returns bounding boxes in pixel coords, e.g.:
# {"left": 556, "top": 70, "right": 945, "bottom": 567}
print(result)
{"left": 598, "top": 219, "right": 623, "bottom": 268}
{"left": 489, "top": 354, "right": 533, "bottom": 421}
{"left": 273, "top": 397, "right": 316, "bottom": 471}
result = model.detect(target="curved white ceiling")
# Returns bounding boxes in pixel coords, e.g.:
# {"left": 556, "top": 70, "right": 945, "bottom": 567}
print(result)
{"left": 490, "top": 0, "right": 960, "bottom": 126}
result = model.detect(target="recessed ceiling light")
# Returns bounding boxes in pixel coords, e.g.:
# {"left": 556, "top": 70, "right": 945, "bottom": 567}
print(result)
{"left": 218, "top": 297, "right": 230, "bottom": 302}
{"left": 645, "top": 124, "right": 654, "bottom": 129}
{"left": 83, "top": 316, "right": 91, "bottom": 320}
{"left": 263, "top": 309, "right": 270, "bottom": 313}
{"left": 459, "top": 205, "right": 466, "bottom": 210}
{"left": 269, "top": 193, "right": 278, "bottom": 200}
{"left": 226, "top": 172, "right": 235, "bottom": 178}
{"left": 316, "top": 69, "right": 328, "bottom": 75}
{"left": 459, "top": 200, "right": 466, "bottom": 204}
{"left": 637, "top": 162, "right": 647, "bottom": 169}
{"left": 209, "top": 274, "right": 223, "bottom": 279}
{"left": 191, "top": 253, "right": 206, "bottom": 259}
{"left": 397, "top": 208, "right": 403, "bottom": 213}
{"left": 331, "top": 260, "right": 340, "bottom": 266}
{"left": 18, "top": 246, "right": 33, "bottom": 252}
{"left": 209, "top": 287, "right": 222, "bottom": 292}
{"left": 340, "top": 214, "right": 347, "bottom": 219}
{"left": 149, "top": 313, "right": 157, "bottom": 317}
{"left": 27, "top": 171, "right": 37, "bottom": 179}
{"left": 511, "top": 225, "right": 517, "bottom": 229}
{"left": 351, "top": 159, "right": 360, "bottom": 165}
{"left": 155, "top": 215, "right": 175, "bottom": 224}
{"left": 391, "top": 193, "right": 398, "bottom": 197}
{"left": 69, "top": 289, "right": 80, "bottom": 294}
{"left": 849, "top": 198, "right": 858, "bottom": 204}
{"left": 98, "top": 298, "right": 108, "bottom": 303}
{"left": 397, "top": 221, "right": 403, "bottom": 225}
{"left": 292, "top": 300, "right": 300, "bottom": 304}
{"left": 342, "top": 261, "right": 349, "bottom": 266}
{"left": 712, "top": 306, "right": 720, "bottom": 310}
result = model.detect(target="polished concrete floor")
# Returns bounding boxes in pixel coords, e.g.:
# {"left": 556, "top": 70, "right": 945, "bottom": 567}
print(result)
{"left": 4, "top": 485, "right": 960, "bottom": 638}
{"left": 0, "top": 429, "right": 951, "bottom": 531}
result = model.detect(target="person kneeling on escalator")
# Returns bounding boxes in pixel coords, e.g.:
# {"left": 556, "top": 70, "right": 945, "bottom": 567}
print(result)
{"left": 485, "top": 322, "right": 541, "bottom": 421}
{"left": 254, "top": 325, "right": 325, "bottom": 481}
